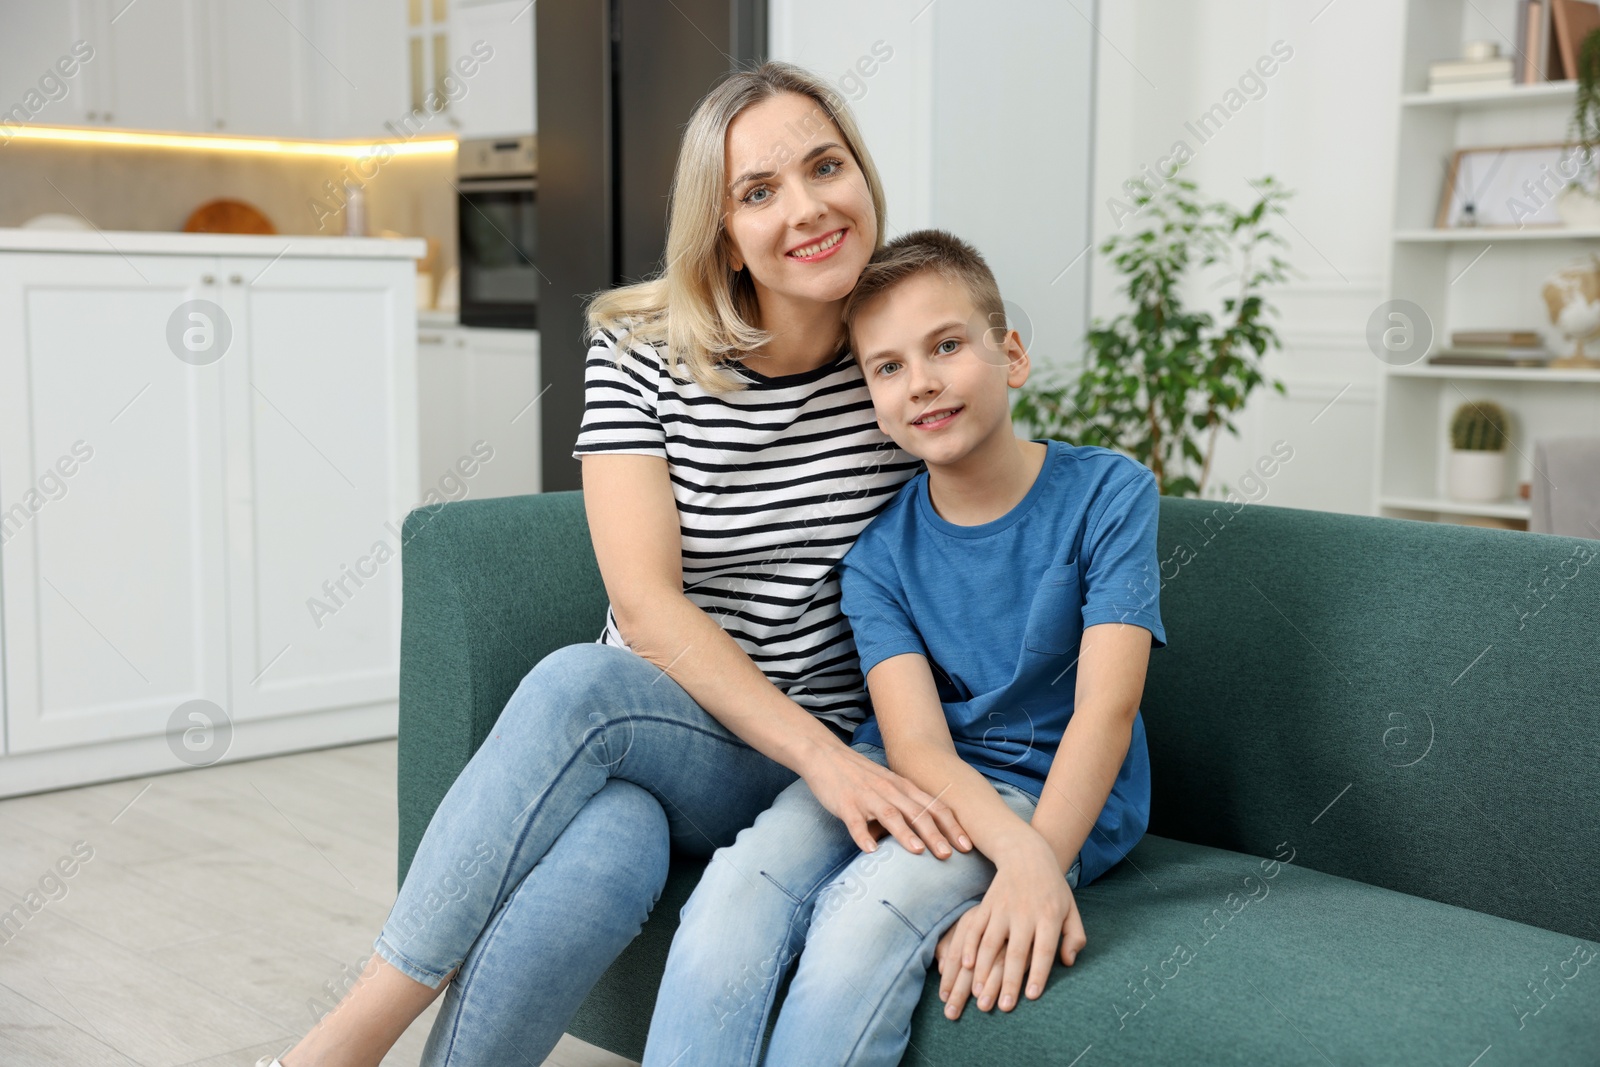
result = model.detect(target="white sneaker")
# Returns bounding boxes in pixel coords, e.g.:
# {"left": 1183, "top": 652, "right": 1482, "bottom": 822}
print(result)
{"left": 254, "top": 1058, "right": 285, "bottom": 1067}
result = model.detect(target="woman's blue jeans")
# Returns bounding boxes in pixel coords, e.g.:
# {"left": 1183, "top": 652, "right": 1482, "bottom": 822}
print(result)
{"left": 371, "top": 641, "right": 806, "bottom": 1065}
{"left": 641, "top": 741, "right": 1081, "bottom": 1067}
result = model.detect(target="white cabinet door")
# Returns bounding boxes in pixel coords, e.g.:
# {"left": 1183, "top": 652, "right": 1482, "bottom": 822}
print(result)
{"left": 217, "top": 256, "right": 418, "bottom": 723}
{"left": 0, "top": 253, "right": 230, "bottom": 754}
{"left": 450, "top": 0, "right": 535, "bottom": 137}
{"left": 417, "top": 325, "right": 472, "bottom": 498}
{"left": 463, "top": 327, "right": 542, "bottom": 498}
{"left": 208, "top": 0, "right": 311, "bottom": 136}
{"left": 98, "top": 0, "right": 213, "bottom": 132}
{"left": 3, "top": 0, "right": 415, "bottom": 141}
{"left": 0, "top": 3, "right": 99, "bottom": 129}
{"left": 308, "top": 0, "right": 410, "bottom": 140}
{"left": 417, "top": 326, "right": 542, "bottom": 502}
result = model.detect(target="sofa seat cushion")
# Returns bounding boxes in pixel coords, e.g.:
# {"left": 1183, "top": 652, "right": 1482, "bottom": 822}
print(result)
{"left": 568, "top": 835, "right": 1600, "bottom": 1064}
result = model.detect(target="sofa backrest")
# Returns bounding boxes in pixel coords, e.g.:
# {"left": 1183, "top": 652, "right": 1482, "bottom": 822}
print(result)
{"left": 1144, "top": 497, "right": 1598, "bottom": 941}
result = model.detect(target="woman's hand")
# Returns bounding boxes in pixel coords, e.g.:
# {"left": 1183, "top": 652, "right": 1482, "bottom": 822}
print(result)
{"left": 802, "top": 744, "right": 973, "bottom": 859}
{"left": 935, "top": 835, "right": 1085, "bottom": 1019}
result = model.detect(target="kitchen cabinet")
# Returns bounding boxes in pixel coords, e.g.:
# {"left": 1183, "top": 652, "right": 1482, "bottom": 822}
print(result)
{"left": 0, "top": 0, "right": 521, "bottom": 142}
{"left": 0, "top": 3, "right": 99, "bottom": 129}
{"left": 311, "top": 0, "right": 411, "bottom": 140}
{"left": 0, "top": 252, "right": 231, "bottom": 753}
{"left": 417, "top": 323, "right": 542, "bottom": 502}
{"left": 0, "top": 231, "right": 423, "bottom": 795}
{"left": 98, "top": 0, "right": 215, "bottom": 132}
{"left": 0, "top": 0, "right": 406, "bottom": 140}
{"left": 215, "top": 255, "right": 419, "bottom": 724}
{"left": 206, "top": 0, "right": 313, "bottom": 136}
{"left": 448, "top": 0, "right": 536, "bottom": 137}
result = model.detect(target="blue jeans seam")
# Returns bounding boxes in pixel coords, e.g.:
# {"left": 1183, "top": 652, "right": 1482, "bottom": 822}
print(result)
{"left": 739, "top": 907, "right": 811, "bottom": 1067}
{"left": 432, "top": 885, "right": 526, "bottom": 1064}
{"left": 371, "top": 932, "right": 453, "bottom": 990}
{"left": 830, "top": 892, "right": 986, "bottom": 1067}
{"left": 719, "top": 838, "right": 887, "bottom": 1067}
{"left": 749, "top": 847, "right": 887, "bottom": 1065}
{"left": 877, "top": 899, "right": 925, "bottom": 940}
{"left": 760, "top": 870, "right": 804, "bottom": 905}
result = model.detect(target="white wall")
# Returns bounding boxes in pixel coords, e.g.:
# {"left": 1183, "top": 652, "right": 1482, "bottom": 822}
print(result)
{"left": 1092, "top": 0, "right": 1404, "bottom": 514}
{"left": 769, "top": 0, "right": 1096, "bottom": 376}
{"left": 775, "top": 0, "right": 1402, "bottom": 516}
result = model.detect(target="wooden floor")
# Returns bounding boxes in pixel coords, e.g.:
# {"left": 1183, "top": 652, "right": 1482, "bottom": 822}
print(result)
{"left": 0, "top": 740, "right": 636, "bottom": 1067}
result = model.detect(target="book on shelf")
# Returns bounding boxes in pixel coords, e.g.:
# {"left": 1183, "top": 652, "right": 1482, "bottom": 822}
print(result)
{"left": 1519, "top": 0, "right": 1544, "bottom": 81}
{"left": 1516, "top": 0, "right": 1600, "bottom": 82}
{"left": 1427, "top": 56, "right": 1514, "bottom": 94}
{"left": 1428, "top": 346, "right": 1554, "bottom": 366}
{"left": 1451, "top": 330, "right": 1545, "bottom": 346}
{"left": 1553, "top": 0, "right": 1600, "bottom": 79}
{"left": 1427, "top": 76, "right": 1516, "bottom": 95}
{"left": 1430, "top": 58, "right": 1515, "bottom": 80}
{"left": 1431, "top": 58, "right": 1515, "bottom": 79}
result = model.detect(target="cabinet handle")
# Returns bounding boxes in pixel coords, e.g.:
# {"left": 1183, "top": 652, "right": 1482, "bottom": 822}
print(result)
{"left": 229, "top": 274, "right": 243, "bottom": 285}
{"left": 86, "top": 110, "right": 97, "bottom": 121}
{"left": 216, "top": 118, "right": 225, "bottom": 129}
{"left": 103, "top": 112, "right": 113, "bottom": 122}
{"left": 418, "top": 334, "right": 445, "bottom": 345}
{"left": 201, "top": 274, "right": 215, "bottom": 285}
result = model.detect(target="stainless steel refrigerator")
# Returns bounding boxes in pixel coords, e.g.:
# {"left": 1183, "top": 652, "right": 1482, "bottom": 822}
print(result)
{"left": 536, "top": 0, "right": 766, "bottom": 492}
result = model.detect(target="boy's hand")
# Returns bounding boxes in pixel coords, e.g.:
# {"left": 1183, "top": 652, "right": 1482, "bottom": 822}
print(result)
{"left": 803, "top": 745, "right": 974, "bottom": 859}
{"left": 935, "top": 836, "right": 1085, "bottom": 1019}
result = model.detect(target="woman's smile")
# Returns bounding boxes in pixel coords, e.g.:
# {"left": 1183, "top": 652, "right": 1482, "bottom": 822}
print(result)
{"left": 786, "top": 227, "right": 848, "bottom": 261}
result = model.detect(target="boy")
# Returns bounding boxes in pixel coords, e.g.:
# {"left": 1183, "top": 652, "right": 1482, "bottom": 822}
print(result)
{"left": 642, "top": 230, "right": 1166, "bottom": 1067}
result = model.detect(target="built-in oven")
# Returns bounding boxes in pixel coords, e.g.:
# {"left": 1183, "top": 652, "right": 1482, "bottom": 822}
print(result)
{"left": 457, "top": 134, "right": 537, "bottom": 330}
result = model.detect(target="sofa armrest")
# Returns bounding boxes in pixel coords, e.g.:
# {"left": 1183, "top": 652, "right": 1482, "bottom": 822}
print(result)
{"left": 395, "top": 490, "right": 608, "bottom": 887}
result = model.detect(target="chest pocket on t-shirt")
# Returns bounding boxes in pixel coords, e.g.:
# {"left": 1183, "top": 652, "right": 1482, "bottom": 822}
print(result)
{"left": 1022, "top": 560, "right": 1084, "bottom": 655}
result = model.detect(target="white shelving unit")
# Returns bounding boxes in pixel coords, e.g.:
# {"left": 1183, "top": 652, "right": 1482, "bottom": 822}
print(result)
{"left": 1375, "top": 4, "right": 1600, "bottom": 530}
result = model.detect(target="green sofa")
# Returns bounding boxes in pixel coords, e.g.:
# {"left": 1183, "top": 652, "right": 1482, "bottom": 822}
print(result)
{"left": 397, "top": 491, "right": 1600, "bottom": 1064}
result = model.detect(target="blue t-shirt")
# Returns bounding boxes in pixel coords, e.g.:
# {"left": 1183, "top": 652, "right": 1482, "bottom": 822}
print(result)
{"left": 838, "top": 441, "right": 1166, "bottom": 887}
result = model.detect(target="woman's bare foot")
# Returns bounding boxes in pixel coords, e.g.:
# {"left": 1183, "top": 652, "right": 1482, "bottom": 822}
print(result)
{"left": 277, "top": 957, "right": 458, "bottom": 1067}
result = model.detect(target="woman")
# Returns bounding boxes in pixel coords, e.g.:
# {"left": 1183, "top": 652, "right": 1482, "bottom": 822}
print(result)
{"left": 265, "top": 61, "right": 973, "bottom": 1067}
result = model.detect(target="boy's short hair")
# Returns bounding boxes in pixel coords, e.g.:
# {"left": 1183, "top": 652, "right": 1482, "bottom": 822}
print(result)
{"left": 841, "top": 229, "right": 1006, "bottom": 349}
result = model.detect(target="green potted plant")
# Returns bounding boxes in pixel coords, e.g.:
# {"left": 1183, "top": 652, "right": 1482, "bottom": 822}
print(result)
{"left": 1011, "top": 166, "right": 1293, "bottom": 498}
{"left": 1557, "top": 27, "right": 1600, "bottom": 225}
{"left": 1446, "top": 399, "right": 1512, "bottom": 502}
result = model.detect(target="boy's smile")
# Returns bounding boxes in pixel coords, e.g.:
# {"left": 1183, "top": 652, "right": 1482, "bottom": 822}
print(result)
{"left": 910, "top": 405, "right": 963, "bottom": 431}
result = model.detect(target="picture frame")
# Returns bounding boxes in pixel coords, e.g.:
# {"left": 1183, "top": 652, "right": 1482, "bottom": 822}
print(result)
{"left": 1435, "top": 141, "right": 1587, "bottom": 229}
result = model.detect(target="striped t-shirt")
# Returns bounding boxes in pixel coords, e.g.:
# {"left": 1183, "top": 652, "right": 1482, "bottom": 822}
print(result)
{"left": 570, "top": 327, "right": 923, "bottom": 731}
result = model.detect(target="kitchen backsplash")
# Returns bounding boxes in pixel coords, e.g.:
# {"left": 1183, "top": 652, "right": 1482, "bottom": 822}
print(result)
{"left": 0, "top": 139, "right": 458, "bottom": 278}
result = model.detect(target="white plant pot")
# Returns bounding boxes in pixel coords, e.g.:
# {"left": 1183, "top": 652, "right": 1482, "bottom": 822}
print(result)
{"left": 1447, "top": 449, "right": 1507, "bottom": 502}
{"left": 1555, "top": 184, "right": 1600, "bottom": 228}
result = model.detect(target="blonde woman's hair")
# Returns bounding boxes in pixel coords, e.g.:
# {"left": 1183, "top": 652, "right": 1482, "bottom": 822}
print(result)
{"left": 585, "top": 60, "right": 888, "bottom": 394}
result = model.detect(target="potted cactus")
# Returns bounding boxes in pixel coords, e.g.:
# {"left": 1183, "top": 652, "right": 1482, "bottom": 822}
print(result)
{"left": 1447, "top": 399, "right": 1511, "bottom": 502}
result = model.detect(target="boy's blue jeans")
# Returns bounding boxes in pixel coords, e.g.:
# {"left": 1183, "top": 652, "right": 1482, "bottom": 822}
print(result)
{"left": 370, "top": 641, "right": 802, "bottom": 1066}
{"left": 642, "top": 741, "right": 1082, "bottom": 1067}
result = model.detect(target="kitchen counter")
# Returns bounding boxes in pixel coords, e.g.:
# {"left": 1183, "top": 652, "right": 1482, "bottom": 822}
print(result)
{"left": 418, "top": 308, "right": 460, "bottom": 327}
{"left": 0, "top": 227, "right": 426, "bottom": 258}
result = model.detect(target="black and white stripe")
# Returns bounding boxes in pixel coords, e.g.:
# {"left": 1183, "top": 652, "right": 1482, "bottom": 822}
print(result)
{"left": 571, "top": 328, "right": 922, "bottom": 731}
